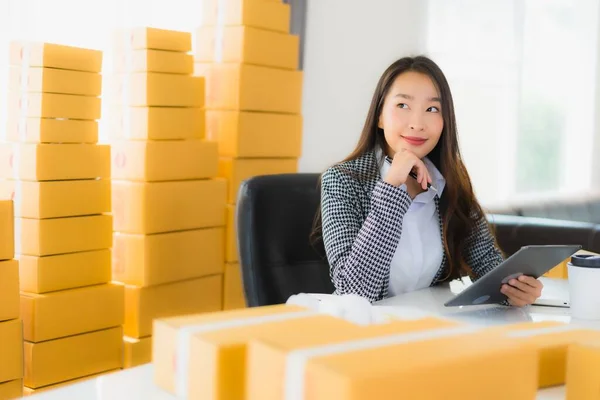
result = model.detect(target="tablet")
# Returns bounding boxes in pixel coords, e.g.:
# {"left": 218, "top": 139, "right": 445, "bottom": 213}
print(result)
{"left": 444, "top": 245, "right": 582, "bottom": 307}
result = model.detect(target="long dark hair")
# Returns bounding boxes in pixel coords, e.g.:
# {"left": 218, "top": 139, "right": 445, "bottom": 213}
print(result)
{"left": 313, "top": 55, "right": 492, "bottom": 282}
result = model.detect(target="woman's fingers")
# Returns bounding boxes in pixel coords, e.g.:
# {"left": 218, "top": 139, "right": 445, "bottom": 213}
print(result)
{"left": 501, "top": 283, "right": 536, "bottom": 306}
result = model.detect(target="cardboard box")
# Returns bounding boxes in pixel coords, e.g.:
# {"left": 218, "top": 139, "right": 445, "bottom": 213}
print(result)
{"left": 113, "top": 27, "right": 192, "bottom": 52}
{"left": 0, "top": 260, "right": 19, "bottom": 322}
{"left": 10, "top": 41, "right": 103, "bottom": 73}
{"left": 21, "top": 283, "right": 124, "bottom": 342}
{"left": 544, "top": 264, "right": 565, "bottom": 279}
{"left": 206, "top": 111, "right": 302, "bottom": 158}
{"left": 108, "top": 106, "right": 204, "bottom": 140}
{"left": 189, "top": 315, "right": 457, "bottom": 399}
{"left": 0, "top": 200, "right": 14, "bottom": 261}
{"left": 0, "top": 319, "right": 24, "bottom": 384}
{"left": 0, "top": 179, "right": 110, "bottom": 219}
{"left": 5, "top": 116, "right": 98, "bottom": 143}
{"left": 124, "top": 336, "right": 152, "bottom": 368}
{"left": 225, "top": 205, "right": 237, "bottom": 262}
{"left": 112, "top": 179, "right": 226, "bottom": 234}
{"left": 17, "top": 214, "right": 112, "bottom": 257}
{"left": 201, "top": 0, "right": 290, "bottom": 33}
{"left": 507, "top": 325, "right": 600, "bottom": 388}
{"left": 125, "top": 274, "right": 223, "bottom": 338}
{"left": 566, "top": 341, "right": 600, "bottom": 400}
{"left": 195, "top": 26, "right": 299, "bottom": 70}
{"left": 9, "top": 66, "right": 102, "bottom": 96}
{"left": 111, "top": 140, "right": 218, "bottom": 182}
{"left": 223, "top": 263, "right": 245, "bottom": 310}
{"left": 22, "top": 370, "right": 119, "bottom": 395}
{"left": 0, "top": 143, "right": 110, "bottom": 181}
{"left": 113, "top": 227, "right": 224, "bottom": 287}
{"left": 113, "top": 48, "right": 193, "bottom": 74}
{"left": 250, "top": 328, "right": 537, "bottom": 400}
{"left": 153, "top": 304, "right": 456, "bottom": 398}
{"left": 24, "top": 327, "right": 123, "bottom": 389}
{"left": 0, "top": 379, "right": 22, "bottom": 400}
{"left": 196, "top": 63, "right": 302, "bottom": 113}
{"left": 8, "top": 91, "right": 101, "bottom": 120}
{"left": 153, "top": 304, "right": 311, "bottom": 395}
{"left": 111, "top": 73, "right": 204, "bottom": 107}
{"left": 218, "top": 158, "right": 298, "bottom": 203}
{"left": 19, "top": 249, "right": 111, "bottom": 294}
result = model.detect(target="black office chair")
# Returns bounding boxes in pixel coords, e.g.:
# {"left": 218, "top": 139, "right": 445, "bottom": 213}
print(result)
{"left": 236, "top": 173, "right": 335, "bottom": 307}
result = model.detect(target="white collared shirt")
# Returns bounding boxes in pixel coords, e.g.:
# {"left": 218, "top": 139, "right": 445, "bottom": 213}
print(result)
{"left": 380, "top": 157, "right": 446, "bottom": 296}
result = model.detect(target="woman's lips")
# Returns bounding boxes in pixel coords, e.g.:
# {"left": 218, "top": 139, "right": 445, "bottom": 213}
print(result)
{"left": 402, "top": 136, "right": 427, "bottom": 146}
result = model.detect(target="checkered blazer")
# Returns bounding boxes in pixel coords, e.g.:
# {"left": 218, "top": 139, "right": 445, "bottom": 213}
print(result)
{"left": 320, "top": 150, "right": 504, "bottom": 303}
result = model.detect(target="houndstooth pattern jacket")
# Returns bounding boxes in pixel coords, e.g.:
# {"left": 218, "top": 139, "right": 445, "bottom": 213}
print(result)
{"left": 320, "top": 150, "right": 505, "bottom": 303}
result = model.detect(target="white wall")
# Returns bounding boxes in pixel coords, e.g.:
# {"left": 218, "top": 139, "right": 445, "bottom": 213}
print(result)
{"left": 298, "top": 0, "right": 429, "bottom": 173}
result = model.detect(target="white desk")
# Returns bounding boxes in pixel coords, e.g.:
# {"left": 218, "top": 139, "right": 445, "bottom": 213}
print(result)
{"left": 28, "top": 280, "right": 587, "bottom": 400}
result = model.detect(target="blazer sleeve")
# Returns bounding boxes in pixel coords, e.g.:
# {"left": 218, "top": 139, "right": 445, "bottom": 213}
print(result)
{"left": 463, "top": 214, "right": 505, "bottom": 280}
{"left": 320, "top": 167, "right": 413, "bottom": 302}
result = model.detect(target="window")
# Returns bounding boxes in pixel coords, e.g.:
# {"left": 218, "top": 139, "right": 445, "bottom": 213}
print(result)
{"left": 426, "top": 0, "right": 600, "bottom": 207}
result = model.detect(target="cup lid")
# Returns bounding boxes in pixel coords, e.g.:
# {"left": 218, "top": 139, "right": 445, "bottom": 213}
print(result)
{"left": 571, "top": 254, "right": 600, "bottom": 268}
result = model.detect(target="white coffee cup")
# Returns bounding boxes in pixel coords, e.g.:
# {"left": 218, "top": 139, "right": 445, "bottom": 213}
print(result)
{"left": 568, "top": 255, "right": 600, "bottom": 320}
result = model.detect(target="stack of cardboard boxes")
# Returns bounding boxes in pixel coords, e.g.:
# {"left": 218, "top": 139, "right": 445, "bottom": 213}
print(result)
{"left": 0, "top": 42, "right": 124, "bottom": 393}
{"left": 194, "top": 0, "right": 303, "bottom": 309}
{"left": 0, "top": 200, "right": 23, "bottom": 400}
{"left": 109, "top": 27, "right": 226, "bottom": 368}
{"left": 153, "top": 304, "right": 581, "bottom": 399}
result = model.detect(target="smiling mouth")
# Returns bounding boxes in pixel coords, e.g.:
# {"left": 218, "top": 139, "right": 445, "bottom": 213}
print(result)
{"left": 402, "top": 136, "right": 427, "bottom": 145}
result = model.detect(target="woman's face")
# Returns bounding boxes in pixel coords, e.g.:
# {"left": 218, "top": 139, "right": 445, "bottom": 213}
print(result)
{"left": 378, "top": 71, "right": 444, "bottom": 159}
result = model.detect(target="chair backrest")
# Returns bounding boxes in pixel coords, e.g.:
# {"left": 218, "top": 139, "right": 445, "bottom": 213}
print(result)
{"left": 236, "top": 173, "right": 334, "bottom": 307}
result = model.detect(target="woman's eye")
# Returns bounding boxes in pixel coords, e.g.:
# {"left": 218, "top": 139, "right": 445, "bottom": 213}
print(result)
{"left": 427, "top": 106, "right": 440, "bottom": 113}
{"left": 397, "top": 103, "right": 408, "bottom": 109}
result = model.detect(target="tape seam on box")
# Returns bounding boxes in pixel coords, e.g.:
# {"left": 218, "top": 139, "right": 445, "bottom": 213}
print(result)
{"left": 174, "top": 310, "right": 319, "bottom": 397}
{"left": 214, "top": 0, "right": 226, "bottom": 62}
{"left": 507, "top": 324, "right": 581, "bottom": 338}
{"left": 18, "top": 43, "right": 31, "bottom": 141}
{"left": 121, "top": 32, "right": 132, "bottom": 138}
{"left": 283, "top": 325, "right": 482, "bottom": 400}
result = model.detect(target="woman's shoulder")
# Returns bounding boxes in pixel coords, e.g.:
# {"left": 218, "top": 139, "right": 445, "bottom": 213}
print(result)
{"left": 322, "top": 152, "right": 378, "bottom": 185}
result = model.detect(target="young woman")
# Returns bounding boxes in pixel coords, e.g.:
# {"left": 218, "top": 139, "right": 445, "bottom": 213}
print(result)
{"left": 316, "top": 56, "right": 543, "bottom": 306}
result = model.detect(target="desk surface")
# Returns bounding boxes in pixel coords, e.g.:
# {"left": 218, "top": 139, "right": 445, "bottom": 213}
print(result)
{"left": 29, "top": 279, "right": 584, "bottom": 400}
{"left": 26, "top": 363, "right": 566, "bottom": 400}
